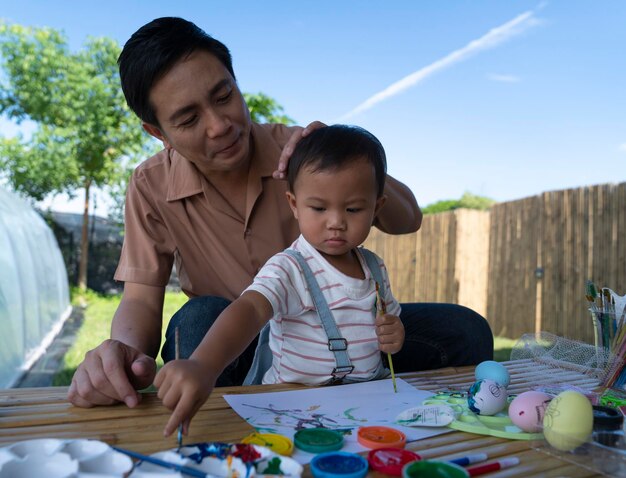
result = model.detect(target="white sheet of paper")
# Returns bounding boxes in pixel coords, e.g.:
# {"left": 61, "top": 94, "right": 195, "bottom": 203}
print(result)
{"left": 224, "top": 378, "right": 450, "bottom": 464}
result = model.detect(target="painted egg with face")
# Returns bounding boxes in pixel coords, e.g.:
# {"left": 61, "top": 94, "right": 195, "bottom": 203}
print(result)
{"left": 508, "top": 391, "right": 552, "bottom": 432}
{"left": 467, "top": 379, "right": 508, "bottom": 416}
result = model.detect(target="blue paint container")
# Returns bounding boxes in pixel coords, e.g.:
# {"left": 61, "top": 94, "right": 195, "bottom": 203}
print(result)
{"left": 310, "top": 451, "right": 369, "bottom": 478}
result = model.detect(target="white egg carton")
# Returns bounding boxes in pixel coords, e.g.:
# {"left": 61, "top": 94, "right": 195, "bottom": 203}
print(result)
{"left": 0, "top": 439, "right": 303, "bottom": 478}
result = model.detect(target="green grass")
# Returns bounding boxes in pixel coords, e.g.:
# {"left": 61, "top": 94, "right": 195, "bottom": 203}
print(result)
{"left": 52, "top": 289, "right": 188, "bottom": 385}
{"left": 493, "top": 336, "right": 518, "bottom": 362}
{"left": 53, "top": 291, "right": 518, "bottom": 385}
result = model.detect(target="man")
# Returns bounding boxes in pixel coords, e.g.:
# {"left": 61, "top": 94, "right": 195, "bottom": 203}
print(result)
{"left": 68, "top": 17, "right": 493, "bottom": 409}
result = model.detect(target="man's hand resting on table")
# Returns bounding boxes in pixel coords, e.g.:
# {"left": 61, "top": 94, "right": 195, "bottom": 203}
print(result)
{"left": 67, "top": 339, "right": 156, "bottom": 408}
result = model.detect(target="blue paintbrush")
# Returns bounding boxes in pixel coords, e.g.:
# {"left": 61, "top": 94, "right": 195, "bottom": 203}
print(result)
{"left": 112, "top": 446, "right": 210, "bottom": 477}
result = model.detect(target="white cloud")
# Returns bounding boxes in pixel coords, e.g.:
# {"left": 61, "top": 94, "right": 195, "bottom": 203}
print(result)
{"left": 487, "top": 73, "right": 521, "bottom": 83}
{"left": 619, "top": 143, "right": 626, "bottom": 153}
{"left": 336, "top": 10, "right": 541, "bottom": 121}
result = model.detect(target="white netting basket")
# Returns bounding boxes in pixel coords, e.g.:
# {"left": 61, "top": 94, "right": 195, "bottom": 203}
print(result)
{"left": 510, "top": 332, "right": 616, "bottom": 382}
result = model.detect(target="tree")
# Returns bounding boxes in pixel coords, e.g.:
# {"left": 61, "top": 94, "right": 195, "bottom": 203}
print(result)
{"left": 0, "top": 23, "right": 152, "bottom": 290}
{"left": 244, "top": 92, "right": 294, "bottom": 125}
{"left": 422, "top": 192, "right": 496, "bottom": 214}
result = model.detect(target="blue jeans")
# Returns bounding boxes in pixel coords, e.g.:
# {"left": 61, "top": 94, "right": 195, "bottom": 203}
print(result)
{"left": 161, "top": 296, "right": 494, "bottom": 386}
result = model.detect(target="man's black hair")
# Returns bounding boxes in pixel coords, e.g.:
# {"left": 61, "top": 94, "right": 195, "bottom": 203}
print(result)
{"left": 118, "top": 17, "right": 235, "bottom": 126}
{"left": 287, "top": 125, "right": 387, "bottom": 198}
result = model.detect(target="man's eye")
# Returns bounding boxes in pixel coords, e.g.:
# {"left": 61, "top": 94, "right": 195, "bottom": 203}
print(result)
{"left": 178, "top": 116, "right": 197, "bottom": 128}
{"left": 216, "top": 90, "right": 233, "bottom": 104}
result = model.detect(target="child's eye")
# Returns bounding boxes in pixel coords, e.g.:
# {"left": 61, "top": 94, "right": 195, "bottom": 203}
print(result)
{"left": 347, "top": 208, "right": 362, "bottom": 213}
{"left": 311, "top": 206, "right": 325, "bottom": 212}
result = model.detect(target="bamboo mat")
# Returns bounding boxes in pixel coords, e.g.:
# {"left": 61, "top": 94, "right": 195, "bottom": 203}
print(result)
{"left": 0, "top": 360, "right": 608, "bottom": 477}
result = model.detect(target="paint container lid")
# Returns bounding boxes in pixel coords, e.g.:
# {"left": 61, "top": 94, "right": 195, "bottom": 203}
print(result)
{"left": 593, "top": 405, "right": 624, "bottom": 431}
{"left": 367, "top": 448, "right": 421, "bottom": 476}
{"left": 241, "top": 432, "right": 294, "bottom": 456}
{"left": 402, "top": 460, "right": 469, "bottom": 478}
{"left": 294, "top": 428, "right": 344, "bottom": 453}
{"left": 310, "top": 451, "right": 368, "bottom": 478}
{"left": 357, "top": 426, "right": 406, "bottom": 449}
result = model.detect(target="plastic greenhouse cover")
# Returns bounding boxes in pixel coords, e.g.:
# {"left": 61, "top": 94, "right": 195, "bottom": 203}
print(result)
{"left": 0, "top": 187, "right": 71, "bottom": 388}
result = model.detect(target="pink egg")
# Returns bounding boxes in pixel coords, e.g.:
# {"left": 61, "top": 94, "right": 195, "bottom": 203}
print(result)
{"left": 508, "top": 391, "right": 553, "bottom": 432}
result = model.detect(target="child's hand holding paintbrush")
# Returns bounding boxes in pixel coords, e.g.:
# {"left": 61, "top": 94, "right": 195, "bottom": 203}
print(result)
{"left": 375, "top": 283, "right": 404, "bottom": 392}
{"left": 154, "top": 356, "right": 219, "bottom": 438}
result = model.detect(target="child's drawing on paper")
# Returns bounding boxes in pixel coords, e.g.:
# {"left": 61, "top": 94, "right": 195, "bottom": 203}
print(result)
{"left": 239, "top": 402, "right": 364, "bottom": 434}
{"left": 224, "top": 378, "right": 450, "bottom": 464}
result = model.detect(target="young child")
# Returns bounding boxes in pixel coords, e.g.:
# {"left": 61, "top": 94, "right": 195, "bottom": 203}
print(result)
{"left": 155, "top": 125, "right": 405, "bottom": 436}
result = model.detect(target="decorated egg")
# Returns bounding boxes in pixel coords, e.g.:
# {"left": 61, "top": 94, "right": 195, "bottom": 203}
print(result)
{"left": 543, "top": 390, "right": 593, "bottom": 451}
{"left": 467, "top": 379, "right": 508, "bottom": 415}
{"left": 475, "top": 360, "right": 510, "bottom": 388}
{"left": 508, "top": 391, "right": 552, "bottom": 432}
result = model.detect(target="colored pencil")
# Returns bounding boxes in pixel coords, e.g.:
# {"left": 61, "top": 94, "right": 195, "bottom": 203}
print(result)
{"left": 466, "top": 457, "right": 519, "bottom": 476}
{"left": 448, "top": 453, "right": 488, "bottom": 467}
{"left": 375, "top": 282, "right": 397, "bottom": 393}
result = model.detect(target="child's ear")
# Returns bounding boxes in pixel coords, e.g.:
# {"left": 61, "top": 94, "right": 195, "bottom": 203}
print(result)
{"left": 374, "top": 195, "right": 387, "bottom": 217}
{"left": 285, "top": 191, "right": 299, "bottom": 219}
{"left": 143, "top": 123, "right": 172, "bottom": 149}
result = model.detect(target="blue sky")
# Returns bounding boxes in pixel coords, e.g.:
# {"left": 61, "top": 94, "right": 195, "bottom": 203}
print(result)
{"left": 1, "top": 1, "right": 625, "bottom": 216}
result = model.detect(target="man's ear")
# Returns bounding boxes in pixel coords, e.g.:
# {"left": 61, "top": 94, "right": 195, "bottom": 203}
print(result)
{"left": 143, "top": 123, "right": 172, "bottom": 149}
{"left": 374, "top": 195, "right": 387, "bottom": 217}
{"left": 285, "top": 191, "right": 299, "bottom": 220}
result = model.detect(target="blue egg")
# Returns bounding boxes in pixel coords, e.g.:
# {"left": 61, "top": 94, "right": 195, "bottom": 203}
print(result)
{"left": 475, "top": 360, "right": 510, "bottom": 388}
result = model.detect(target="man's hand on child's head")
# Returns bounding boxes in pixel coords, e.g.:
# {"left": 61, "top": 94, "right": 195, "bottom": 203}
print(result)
{"left": 273, "top": 121, "right": 326, "bottom": 179}
{"left": 375, "top": 313, "right": 405, "bottom": 355}
{"left": 154, "top": 359, "right": 217, "bottom": 437}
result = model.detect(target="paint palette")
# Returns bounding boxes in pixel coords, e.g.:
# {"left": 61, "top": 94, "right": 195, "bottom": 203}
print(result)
{"left": 0, "top": 438, "right": 133, "bottom": 477}
{"left": 422, "top": 392, "right": 544, "bottom": 440}
{"left": 0, "top": 439, "right": 303, "bottom": 477}
{"left": 130, "top": 442, "right": 303, "bottom": 477}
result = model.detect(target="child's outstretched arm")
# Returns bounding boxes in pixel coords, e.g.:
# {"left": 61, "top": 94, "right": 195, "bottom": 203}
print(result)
{"left": 154, "top": 291, "right": 273, "bottom": 437}
{"left": 375, "top": 312, "right": 405, "bottom": 355}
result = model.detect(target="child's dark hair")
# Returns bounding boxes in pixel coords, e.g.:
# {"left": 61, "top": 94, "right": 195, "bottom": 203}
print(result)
{"left": 118, "top": 17, "right": 235, "bottom": 127}
{"left": 287, "top": 125, "right": 387, "bottom": 197}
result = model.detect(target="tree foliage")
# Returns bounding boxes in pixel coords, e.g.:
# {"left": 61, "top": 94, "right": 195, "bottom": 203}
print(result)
{"left": 0, "top": 23, "right": 150, "bottom": 199}
{"left": 244, "top": 92, "right": 294, "bottom": 125}
{"left": 422, "top": 192, "right": 496, "bottom": 214}
{"left": 0, "top": 22, "right": 152, "bottom": 289}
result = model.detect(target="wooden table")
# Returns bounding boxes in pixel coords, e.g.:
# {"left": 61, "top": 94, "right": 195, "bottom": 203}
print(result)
{"left": 0, "top": 360, "right": 611, "bottom": 477}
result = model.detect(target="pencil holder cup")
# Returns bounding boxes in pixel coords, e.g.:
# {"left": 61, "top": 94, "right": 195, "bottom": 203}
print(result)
{"left": 590, "top": 308, "right": 618, "bottom": 356}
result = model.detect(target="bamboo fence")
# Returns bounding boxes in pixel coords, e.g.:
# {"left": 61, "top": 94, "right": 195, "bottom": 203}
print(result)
{"left": 364, "top": 182, "right": 626, "bottom": 344}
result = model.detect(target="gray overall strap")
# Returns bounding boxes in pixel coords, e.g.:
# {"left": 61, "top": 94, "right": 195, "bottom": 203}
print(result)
{"left": 284, "top": 249, "right": 354, "bottom": 380}
{"left": 359, "top": 248, "right": 385, "bottom": 298}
